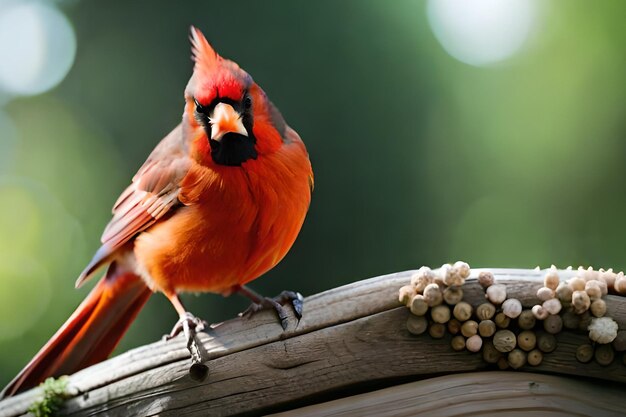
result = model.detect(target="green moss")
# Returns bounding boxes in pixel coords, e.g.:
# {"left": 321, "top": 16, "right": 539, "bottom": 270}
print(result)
{"left": 28, "top": 377, "right": 69, "bottom": 417}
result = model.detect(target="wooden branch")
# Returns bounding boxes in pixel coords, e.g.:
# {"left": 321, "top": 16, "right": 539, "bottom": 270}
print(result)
{"left": 0, "top": 269, "right": 624, "bottom": 416}
{"left": 271, "top": 372, "right": 626, "bottom": 417}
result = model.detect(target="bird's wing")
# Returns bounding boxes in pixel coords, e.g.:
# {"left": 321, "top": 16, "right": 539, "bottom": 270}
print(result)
{"left": 76, "top": 124, "right": 190, "bottom": 286}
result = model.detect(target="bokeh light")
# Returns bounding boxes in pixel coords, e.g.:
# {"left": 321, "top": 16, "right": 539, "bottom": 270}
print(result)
{"left": 427, "top": 0, "right": 538, "bottom": 66}
{"left": 0, "top": 178, "right": 62, "bottom": 341}
{"left": 0, "top": 252, "right": 51, "bottom": 341}
{"left": 0, "top": 178, "right": 44, "bottom": 256}
{"left": 0, "top": 2, "right": 76, "bottom": 96}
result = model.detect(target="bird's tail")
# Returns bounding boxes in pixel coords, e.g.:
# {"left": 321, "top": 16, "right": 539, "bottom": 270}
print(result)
{"left": 1, "top": 263, "right": 152, "bottom": 397}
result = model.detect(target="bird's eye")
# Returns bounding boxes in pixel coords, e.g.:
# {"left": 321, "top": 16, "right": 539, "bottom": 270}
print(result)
{"left": 243, "top": 95, "right": 252, "bottom": 111}
{"left": 194, "top": 98, "right": 207, "bottom": 114}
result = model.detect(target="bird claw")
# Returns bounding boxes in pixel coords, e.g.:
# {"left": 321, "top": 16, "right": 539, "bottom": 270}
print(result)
{"left": 164, "top": 312, "right": 208, "bottom": 344}
{"left": 163, "top": 312, "right": 209, "bottom": 380}
{"left": 239, "top": 290, "right": 303, "bottom": 330}
{"left": 278, "top": 290, "right": 304, "bottom": 320}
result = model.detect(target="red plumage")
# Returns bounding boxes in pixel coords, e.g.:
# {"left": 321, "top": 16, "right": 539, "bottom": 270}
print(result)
{"left": 2, "top": 26, "right": 312, "bottom": 397}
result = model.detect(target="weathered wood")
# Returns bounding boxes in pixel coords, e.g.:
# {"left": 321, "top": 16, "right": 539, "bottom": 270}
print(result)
{"left": 270, "top": 372, "right": 626, "bottom": 417}
{"left": 0, "top": 269, "right": 624, "bottom": 416}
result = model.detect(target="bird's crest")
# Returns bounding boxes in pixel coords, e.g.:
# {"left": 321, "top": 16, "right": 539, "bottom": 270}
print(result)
{"left": 190, "top": 26, "right": 220, "bottom": 74}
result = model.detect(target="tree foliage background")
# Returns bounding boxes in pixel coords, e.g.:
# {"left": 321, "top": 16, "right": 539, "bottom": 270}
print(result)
{"left": 0, "top": 0, "right": 624, "bottom": 386}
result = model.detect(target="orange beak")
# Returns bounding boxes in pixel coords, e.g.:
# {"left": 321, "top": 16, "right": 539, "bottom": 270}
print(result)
{"left": 209, "top": 102, "right": 248, "bottom": 141}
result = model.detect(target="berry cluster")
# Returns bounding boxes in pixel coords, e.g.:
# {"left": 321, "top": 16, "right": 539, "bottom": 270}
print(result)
{"left": 399, "top": 264, "right": 625, "bottom": 369}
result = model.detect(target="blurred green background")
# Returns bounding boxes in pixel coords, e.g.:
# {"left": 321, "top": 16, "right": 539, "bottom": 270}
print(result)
{"left": 0, "top": 0, "right": 624, "bottom": 386}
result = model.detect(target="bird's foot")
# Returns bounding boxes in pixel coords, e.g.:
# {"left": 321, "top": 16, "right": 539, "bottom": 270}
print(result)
{"left": 163, "top": 312, "right": 209, "bottom": 380}
{"left": 238, "top": 289, "right": 303, "bottom": 330}
{"left": 164, "top": 312, "right": 208, "bottom": 343}
{"left": 163, "top": 293, "right": 210, "bottom": 381}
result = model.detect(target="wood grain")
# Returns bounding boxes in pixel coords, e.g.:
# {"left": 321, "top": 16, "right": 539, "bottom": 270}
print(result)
{"left": 269, "top": 372, "right": 626, "bottom": 417}
{"left": 0, "top": 268, "right": 624, "bottom": 416}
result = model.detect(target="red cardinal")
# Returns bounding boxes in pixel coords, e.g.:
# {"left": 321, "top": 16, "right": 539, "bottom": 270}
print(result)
{"left": 2, "top": 27, "right": 313, "bottom": 397}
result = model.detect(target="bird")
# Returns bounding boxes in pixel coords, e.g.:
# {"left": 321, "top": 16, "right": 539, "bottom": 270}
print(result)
{"left": 1, "top": 26, "right": 313, "bottom": 398}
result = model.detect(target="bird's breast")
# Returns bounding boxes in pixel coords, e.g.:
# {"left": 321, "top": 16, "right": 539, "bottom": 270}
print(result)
{"left": 133, "top": 144, "right": 312, "bottom": 295}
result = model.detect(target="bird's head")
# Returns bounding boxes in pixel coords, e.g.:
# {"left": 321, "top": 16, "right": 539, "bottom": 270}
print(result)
{"left": 184, "top": 27, "right": 286, "bottom": 167}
